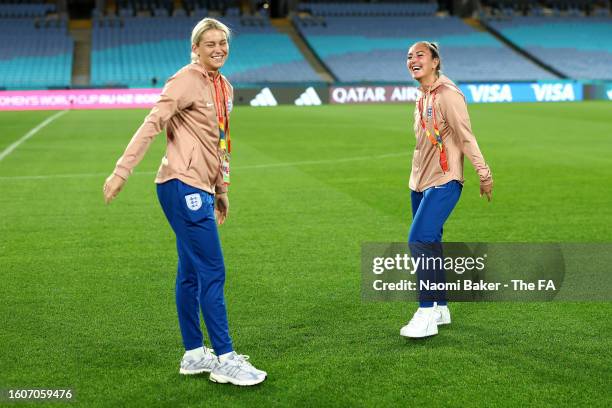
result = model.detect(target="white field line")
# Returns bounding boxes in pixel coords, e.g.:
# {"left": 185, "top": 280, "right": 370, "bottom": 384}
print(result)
{"left": 0, "top": 110, "right": 68, "bottom": 162}
{"left": 0, "top": 151, "right": 408, "bottom": 181}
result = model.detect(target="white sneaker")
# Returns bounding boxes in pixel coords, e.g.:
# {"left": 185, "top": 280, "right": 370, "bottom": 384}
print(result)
{"left": 436, "top": 305, "right": 451, "bottom": 325}
{"left": 209, "top": 352, "right": 267, "bottom": 386}
{"left": 400, "top": 307, "right": 441, "bottom": 338}
{"left": 239, "top": 356, "right": 267, "bottom": 378}
{"left": 179, "top": 347, "right": 217, "bottom": 375}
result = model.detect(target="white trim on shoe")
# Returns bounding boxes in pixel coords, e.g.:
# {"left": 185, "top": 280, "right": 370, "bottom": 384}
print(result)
{"left": 209, "top": 371, "right": 265, "bottom": 386}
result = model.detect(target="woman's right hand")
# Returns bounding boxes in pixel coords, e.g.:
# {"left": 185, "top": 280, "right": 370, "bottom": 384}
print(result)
{"left": 480, "top": 182, "right": 493, "bottom": 202}
{"left": 214, "top": 192, "right": 229, "bottom": 226}
{"left": 103, "top": 174, "right": 126, "bottom": 204}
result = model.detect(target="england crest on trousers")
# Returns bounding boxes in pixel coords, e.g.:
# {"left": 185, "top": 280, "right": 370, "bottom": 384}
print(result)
{"left": 185, "top": 193, "right": 202, "bottom": 211}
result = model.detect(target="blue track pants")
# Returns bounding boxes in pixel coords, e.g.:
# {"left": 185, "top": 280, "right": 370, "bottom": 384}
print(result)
{"left": 409, "top": 180, "right": 462, "bottom": 307}
{"left": 156, "top": 179, "right": 233, "bottom": 355}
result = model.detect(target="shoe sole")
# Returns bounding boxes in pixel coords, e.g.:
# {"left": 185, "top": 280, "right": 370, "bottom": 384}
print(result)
{"left": 209, "top": 372, "right": 266, "bottom": 386}
{"left": 400, "top": 330, "right": 438, "bottom": 338}
{"left": 400, "top": 322, "right": 439, "bottom": 338}
{"left": 179, "top": 367, "right": 213, "bottom": 375}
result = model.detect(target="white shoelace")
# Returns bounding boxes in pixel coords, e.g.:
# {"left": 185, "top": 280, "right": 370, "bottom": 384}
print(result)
{"left": 233, "top": 354, "right": 254, "bottom": 368}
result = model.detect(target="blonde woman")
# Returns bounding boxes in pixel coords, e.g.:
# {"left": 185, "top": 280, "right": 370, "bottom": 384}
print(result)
{"left": 103, "top": 18, "right": 266, "bottom": 386}
{"left": 400, "top": 42, "right": 493, "bottom": 338}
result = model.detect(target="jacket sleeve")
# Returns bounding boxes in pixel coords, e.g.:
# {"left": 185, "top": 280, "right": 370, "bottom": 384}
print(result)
{"left": 113, "top": 70, "right": 197, "bottom": 180}
{"left": 440, "top": 89, "right": 492, "bottom": 185}
{"left": 214, "top": 78, "right": 233, "bottom": 194}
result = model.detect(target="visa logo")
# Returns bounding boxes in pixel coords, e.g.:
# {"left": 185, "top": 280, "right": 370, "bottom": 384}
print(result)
{"left": 467, "top": 84, "right": 512, "bottom": 103}
{"left": 607, "top": 89, "right": 612, "bottom": 100}
{"left": 531, "top": 83, "right": 575, "bottom": 102}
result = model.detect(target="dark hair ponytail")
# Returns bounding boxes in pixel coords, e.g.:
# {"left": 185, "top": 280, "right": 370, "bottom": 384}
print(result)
{"left": 423, "top": 41, "right": 442, "bottom": 74}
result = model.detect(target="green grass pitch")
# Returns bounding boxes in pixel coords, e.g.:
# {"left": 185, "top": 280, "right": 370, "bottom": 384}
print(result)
{"left": 0, "top": 102, "right": 610, "bottom": 407}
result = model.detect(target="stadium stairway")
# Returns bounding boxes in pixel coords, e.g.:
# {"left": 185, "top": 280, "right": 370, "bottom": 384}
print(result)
{"left": 69, "top": 19, "right": 92, "bottom": 86}
{"left": 272, "top": 18, "right": 335, "bottom": 83}
{"left": 463, "top": 17, "right": 488, "bottom": 32}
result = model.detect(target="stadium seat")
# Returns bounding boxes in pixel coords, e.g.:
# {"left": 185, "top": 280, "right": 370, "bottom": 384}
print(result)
{"left": 91, "top": 14, "right": 321, "bottom": 87}
{"left": 0, "top": 11, "right": 73, "bottom": 89}
{"left": 486, "top": 16, "right": 612, "bottom": 80}
{"left": 294, "top": 15, "right": 557, "bottom": 82}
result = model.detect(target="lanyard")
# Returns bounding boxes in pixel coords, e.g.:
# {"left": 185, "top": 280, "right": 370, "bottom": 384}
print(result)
{"left": 417, "top": 90, "right": 449, "bottom": 173}
{"left": 212, "top": 75, "right": 231, "bottom": 153}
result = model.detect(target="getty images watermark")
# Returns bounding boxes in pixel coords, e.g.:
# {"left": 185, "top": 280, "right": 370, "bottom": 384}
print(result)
{"left": 361, "top": 243, "right": 612, "bottom": 302}
{"left": 372, "top": 253, "right": 555, "bottom": 292}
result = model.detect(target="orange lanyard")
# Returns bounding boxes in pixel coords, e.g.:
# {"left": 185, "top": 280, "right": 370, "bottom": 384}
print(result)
{"left": 417, "top": 90, "right": 448, "bottom": 172}
{"left": 212, "top": 75, "right": 231, "bottom": 153}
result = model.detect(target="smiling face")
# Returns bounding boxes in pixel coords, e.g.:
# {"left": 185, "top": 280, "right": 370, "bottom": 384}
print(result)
{"left": 192, "top": 29, "right": 229, "bottom": 72}
{"left": 406, "top": 42, "right": 439, "bottom": 84}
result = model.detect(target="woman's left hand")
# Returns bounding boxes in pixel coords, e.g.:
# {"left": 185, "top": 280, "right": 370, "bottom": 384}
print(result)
{"left": 480, "top": 182, "right": 493, "bottom": 202}
{"left": 215, "top": 193, "right": 229, "bottom": 225}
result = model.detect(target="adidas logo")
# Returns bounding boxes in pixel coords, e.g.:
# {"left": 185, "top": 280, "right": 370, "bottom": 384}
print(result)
{"left": 250, "top": 87, "right": 278, "bottom": 107}
{"left": 295, "top": 87, "right": 322, "bottom": 106}
{"left": 607, "top": 90, "right": 612, "bottom": 100}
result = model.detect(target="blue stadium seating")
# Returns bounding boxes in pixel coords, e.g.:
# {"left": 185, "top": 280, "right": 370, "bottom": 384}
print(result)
{"left": 0, "top": 3, "right": 55, "bottom": 18}
{"left": 294, "top": 15, "right": 557, "bottom": 82}
{"left": 298, "top": 1, "right": 438, "bottom": 17}
{"left": 487, "top": 16, "right": 612, "bottom": 80}
{"left": 4, "top": 1, "right": 608, "bottom": 90}
{"left": 0, "top": 14, "right": 73, "bottom": 89}
{"left": 91, "top": 14, "right": 321, "bottom": 87}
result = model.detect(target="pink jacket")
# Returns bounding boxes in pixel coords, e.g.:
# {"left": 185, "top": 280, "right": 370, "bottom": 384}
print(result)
{"left": 113, "top": 63, "right": 233, "bottom": 194}
{"left": 409, "top": 75, "right": 492, "bottom": 192}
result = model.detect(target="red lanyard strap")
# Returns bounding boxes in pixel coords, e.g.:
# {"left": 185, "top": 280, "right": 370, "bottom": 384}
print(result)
{"left": 417, "top": 90, "right": 449, "bottom": 173}
{"left": 213, "top": 75, "right": 231, "bottom": 153}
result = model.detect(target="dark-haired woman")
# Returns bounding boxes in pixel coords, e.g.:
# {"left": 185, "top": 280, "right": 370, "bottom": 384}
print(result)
{"left": 400, "top": 41, "right": 493, "bottom": 338}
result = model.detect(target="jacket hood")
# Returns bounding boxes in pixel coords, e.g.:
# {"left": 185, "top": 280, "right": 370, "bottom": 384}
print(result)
{"left": 419, "top": 74, "right": 456, "bottom": 93}
{"left": 188, "top": 62, "right": 222, "bottom": 81}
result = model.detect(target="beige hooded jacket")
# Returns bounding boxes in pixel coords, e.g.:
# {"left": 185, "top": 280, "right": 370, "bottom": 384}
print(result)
{"left": 113, "top": 63, "right": 232, "bottom": 194}
{"left": 409, "top": 75, "right": 492, "bottom": 192}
